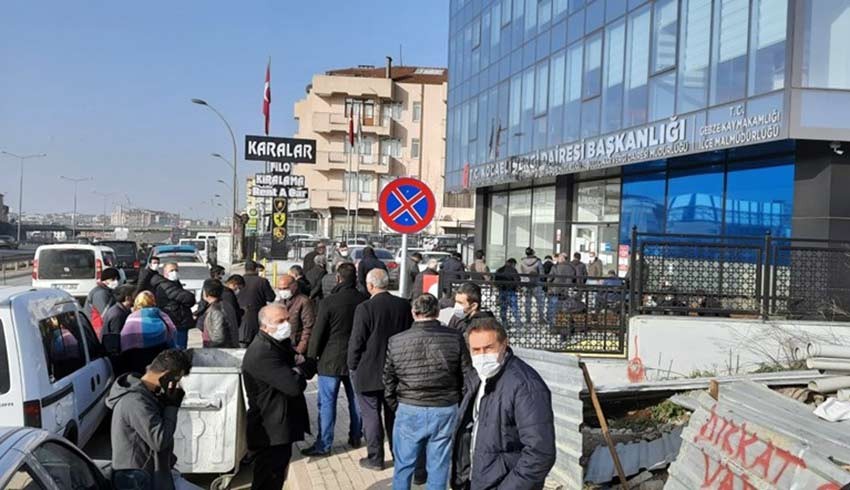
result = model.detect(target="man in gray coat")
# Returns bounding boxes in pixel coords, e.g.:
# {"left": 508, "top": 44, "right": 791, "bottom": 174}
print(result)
{"left": 105, "top": 349, "right": 195, "bottom": 490}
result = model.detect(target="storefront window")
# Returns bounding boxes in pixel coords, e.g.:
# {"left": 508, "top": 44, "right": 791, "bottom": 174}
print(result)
{"left": 487, "top": 193, "right": 509, "bottom": 268}
{"left": 619, "top": 172, "right": 666, "bottom": 245}
{"left": 677, "top": 0, "right": 712, "bottom": 113}
{"left": 507, "top": 189, "right": 533, "bottom": 262}
{"left": 666, "top": 165, "right": 724, "bottom": 235}
{"left": 749, "top": 0, "right": 786, "bottom": 95}
{"left": 725, "top": 161, "right": 794, "bottom": 237}
{"left": 711, "top": 0, "right": 750, "bottom": 105}
{"left": 532, "top": 187, "right": 556, "bottom": 254}
{"left": 574, "top": 179, "right": 621, "bottom": 222}
{"left": 624, "top": 5, "right": 650, "bottom": 127}
{"left": 800, "top": 0, "right": 850, "bottom": 89}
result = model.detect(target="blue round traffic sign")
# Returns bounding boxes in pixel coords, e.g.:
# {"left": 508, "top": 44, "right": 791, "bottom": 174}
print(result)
{"left": 379, "top": 177, "right": 436, "bottom": 234}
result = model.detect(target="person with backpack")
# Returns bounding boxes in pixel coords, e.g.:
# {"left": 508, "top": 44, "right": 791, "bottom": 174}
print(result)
{"left": 517, "top": 248, "right": 545, "bottom": 324}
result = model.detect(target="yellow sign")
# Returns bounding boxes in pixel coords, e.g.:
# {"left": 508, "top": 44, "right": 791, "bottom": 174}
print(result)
{"left": 273, "top": 212, "right": 287, "bottom": 228}
{"left": 273, "top": 227, "right": 287, "bottom": 242}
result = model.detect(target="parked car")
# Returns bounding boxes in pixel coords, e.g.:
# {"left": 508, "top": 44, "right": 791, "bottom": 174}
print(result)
{"left": 394, "top": 249, "right": 451, "bottom": 272}
{"left": 349, "top": 246, "right": 398, "bottom": 288}
{"left": 147, "top": 245, "right": 204, "bottom": 264}
{"left": 0, "top": 426, "right": 149, "bottom": 489}
{"left": 0, "top": 235, "right": 19, "bottom": 250}
{"left": 175, "top": 262, "right": 212, "bottom": 305}
{"left": 178, "top": 239, "right": 213, "bottom": 265}
{"left": 94, "top": 240, "right": 140, "bottom": 283}
{"left": 32, "top": 244, "right": 123, "bottom": 300}
{"left": 0, "top": 287, "right": 113, "bottom": 448}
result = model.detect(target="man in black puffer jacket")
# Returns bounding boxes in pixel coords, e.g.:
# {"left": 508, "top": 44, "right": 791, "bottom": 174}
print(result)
{"left": 384, "top": 293, "right": 470, "bottom": 489}
{"left": 153, "top": 262, "right": 196, "bottom": 349}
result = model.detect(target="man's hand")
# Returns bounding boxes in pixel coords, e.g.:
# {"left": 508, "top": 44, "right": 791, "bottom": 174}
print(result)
{"left": 160, "top": 381, "right": 185, "bottom": 407}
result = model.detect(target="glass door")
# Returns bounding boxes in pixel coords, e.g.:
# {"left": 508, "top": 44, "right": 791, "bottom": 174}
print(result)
{"left": 570, "top": 223, "right": 619, "bottom": 272}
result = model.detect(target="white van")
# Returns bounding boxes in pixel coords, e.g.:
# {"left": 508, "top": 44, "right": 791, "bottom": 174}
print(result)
{"left": 0, "top": 287, "right": 113, "bottom": 447}
{"left": 32, "top": 244, "right": 120, "bottom": 300}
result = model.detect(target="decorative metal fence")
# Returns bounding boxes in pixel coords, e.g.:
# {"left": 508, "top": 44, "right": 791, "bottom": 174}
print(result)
{"left": 446, "top": 272, "right": 629, "bottom": 356}
{"left": 630, "top": 229, "right": 850, "bottom": 321}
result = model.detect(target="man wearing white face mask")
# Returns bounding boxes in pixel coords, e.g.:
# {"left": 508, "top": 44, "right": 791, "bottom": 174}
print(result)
{"left": 154, "top": 263, "right": 196, "bottom": 350}
{"left": 448, "top": 282, "right": 495, "bottom": 333}
{"left": 85, "top": 267, "right": 120, "bottom": 337}
{"left": 276, "top": 275, "right": 314, "bottom": 357}
{"left": 242, "top": 303, "right": 312, "bottom": 490}
{"left": 450, "top": 318, "right": 555, "bottom": 490}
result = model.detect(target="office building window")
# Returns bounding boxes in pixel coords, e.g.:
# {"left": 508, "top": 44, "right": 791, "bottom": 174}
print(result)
{"left": 624, "top": 5, "right": 650, "bottom": 127}
{"left": 521, "top": 67, "right": 535, "bottom": 153}
{"left": 565, "top": 42, "right": 583, "bottom": 141}
{"left": 581, "top": 97, "right": 601, "bottom": 138}
{"left": 619, "top": 171, "right": 666, "bottom": 245}
{"left": 648, "top": 71, "right": 676, "bottom": 121}
{"left": 651, "top": 0, "right": 678, "bottom": 73}
{"left": 666, "top": 165, "right": 724, "bottom": 235}
{"left": 725, "top": 159, "right": 793, "bottom": 237}
{"left": 412, "top": 101, "right": 422, "bottom": 122}
{"left": 749, "top": 0, "right": 787, "bottom": 95}
{"left": 711, "top": 0, "right": 750, "bottom": 105}
{"left": 677, "top": 0, "right": 712, "bottom": 113}
{"left": 583, "top": 31, "right": 603, "bottom": 99}
{"left": 411, "top": 138, "right": 420, "bottom": 159}
{"left": 535, "top": 60, "right": 549, "bottom": 116}
{"left": 509, "top": 72, "right": 523, "bottom": 154}
{"left": 539, "top": 0, "right": 552, "bottom": 28}
{"left": 585, "top": 0, "right": 605, "bottom": 33}
{"left": 548, "top": 50, "right": 566, "bottom": 145}
{"left": 601, "top": 18, "right": 626, "bottom": 133}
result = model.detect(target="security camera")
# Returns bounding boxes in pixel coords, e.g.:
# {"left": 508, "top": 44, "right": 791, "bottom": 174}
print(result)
{"left": 830, "top": 141, "right": 844, "bottom": 155}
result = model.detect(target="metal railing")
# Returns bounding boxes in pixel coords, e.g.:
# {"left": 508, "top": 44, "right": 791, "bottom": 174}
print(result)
{"left": 629, "top": 228, "right": 850, "bottom": 321}
{"left": 446, "top": 271, "right": 628, "bottom": 356}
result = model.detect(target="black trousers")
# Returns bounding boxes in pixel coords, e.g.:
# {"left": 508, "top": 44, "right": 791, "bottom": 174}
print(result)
{"left": 251, "top": 443, "right": 292, "bottom": 490}
{"left": 358, "top": 390, "right": 395, "bottom": 463}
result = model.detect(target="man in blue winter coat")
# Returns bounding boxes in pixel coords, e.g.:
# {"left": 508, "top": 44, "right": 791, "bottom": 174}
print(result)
{"left": 450, "top": 317, "right": 556, "bottom": 490}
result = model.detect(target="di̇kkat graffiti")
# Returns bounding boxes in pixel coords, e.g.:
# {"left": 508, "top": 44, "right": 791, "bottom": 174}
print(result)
{"left": 688, "top": 406, "right": 846, "bottom": 490}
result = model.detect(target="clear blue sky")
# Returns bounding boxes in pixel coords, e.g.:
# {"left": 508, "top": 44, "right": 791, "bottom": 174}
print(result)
{"left": 0, "top": 1, "right": 449, "bottom": 219}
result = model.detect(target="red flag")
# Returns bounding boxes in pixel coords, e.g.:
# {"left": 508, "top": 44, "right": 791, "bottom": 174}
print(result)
{"left": 348, "top": 114, "right": 354, "bottom": 147}
{"left": 263, "top": 60, "right": 271, "bottom": 135}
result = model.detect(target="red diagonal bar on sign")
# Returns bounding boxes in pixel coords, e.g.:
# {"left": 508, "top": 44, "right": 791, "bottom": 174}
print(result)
{"left": 388, "top": 188, "right": 425, "bottom": 222}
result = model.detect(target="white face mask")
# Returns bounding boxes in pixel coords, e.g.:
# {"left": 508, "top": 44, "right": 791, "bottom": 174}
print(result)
{"left": 278, "top": 289, "right": 293, "bottom": 301}
{"left": 150, "top": 263, "right": 159, "bottom": 271}
{"left": 453, "top": 302, "right": 466, "bottom": 318}
{"left": 472, "top": 352, "right": 503, "bottom": 379}
{"left": 167, "top": 271, "right": 179, "bottom": 281}
{"left": 339, "top": 250, "right": 349, "bottom": 257}
{"left": 270, "top": 321, "right": 291, "bottom": 341}
{"left": 106, "top": 280, "right": 119, "bottom": 289}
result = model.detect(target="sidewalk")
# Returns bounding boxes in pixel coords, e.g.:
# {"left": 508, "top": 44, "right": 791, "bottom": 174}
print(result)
{"left": 284, "top": 380, "right": 399, "bottom": 490}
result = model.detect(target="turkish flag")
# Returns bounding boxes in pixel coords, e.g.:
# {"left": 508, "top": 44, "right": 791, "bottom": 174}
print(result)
{"left": 348, "top": 115, "right": 355, "bottom": 147}
{"left": 263, "top": 60, "right": 271, "bottom": 135}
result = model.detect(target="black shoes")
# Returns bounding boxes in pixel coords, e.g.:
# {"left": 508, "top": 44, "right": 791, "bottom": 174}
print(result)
{"left": 348, "top": 436, "right": 362, "bottom": 449}
{"left": 300, "top": 446, "right": 331, "bottom": 457}
{"left": 413, "top": 474, "right": 428, "bottom": 485}
{"left": 359, "top": 457, "right": 385, "bottom": 471}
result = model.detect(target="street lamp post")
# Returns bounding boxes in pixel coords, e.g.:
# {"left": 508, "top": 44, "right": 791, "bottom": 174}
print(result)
{"left": 0, "top": 151, "right": 47, "bottom": 243}
{"left": 59, "top": 176, "right": 92, "bottom": 238}
{"left": 193, "top": 99, "right": 238, "bottom": 264}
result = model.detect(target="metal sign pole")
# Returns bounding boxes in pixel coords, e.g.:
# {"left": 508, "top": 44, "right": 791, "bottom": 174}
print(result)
{"left": 399, "top": 232, "right": 408, "bottom": 298}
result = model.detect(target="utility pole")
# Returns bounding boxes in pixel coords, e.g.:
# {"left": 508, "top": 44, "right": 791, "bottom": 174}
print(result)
{"left": 0, "top": 151, "right": 47, "bottom": 243}
{"left": 59, "top": 176, "right": 92, "bottom": 238}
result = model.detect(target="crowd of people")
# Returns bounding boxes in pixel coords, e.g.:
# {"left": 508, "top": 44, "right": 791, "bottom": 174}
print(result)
{"left": 92, "top": 240, "right": 559, "bottom": 490}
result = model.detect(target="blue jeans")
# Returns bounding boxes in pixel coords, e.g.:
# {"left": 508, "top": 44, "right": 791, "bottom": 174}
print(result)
{"left": 174, "top": 329, "right": 188, "bottom": 350}
{"left": 392, "top": 403, "right": 457, "bottom": 490}
{"left": 314, "top": 375, "right": 361, "bottom": 452}
{"left": 499, "top": 290, "right": 518, "bottom": 325}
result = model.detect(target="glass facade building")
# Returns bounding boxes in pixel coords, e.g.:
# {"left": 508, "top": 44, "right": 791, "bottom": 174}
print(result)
{"left": 447, "top": 0, "right": 850, "bottom": 270}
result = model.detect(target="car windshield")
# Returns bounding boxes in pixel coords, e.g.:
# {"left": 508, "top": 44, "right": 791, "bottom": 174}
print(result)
{"left": 38, "top": 249, "right": 96, "bottom": 279}
{"left": 157, "top": 253, "right": 202, "bottom": 263}
{"left": 97, "top": 242, "right": 136, "bottom": 260}
{"left": 176, "top": 266, "right": 209, "bottom": 280}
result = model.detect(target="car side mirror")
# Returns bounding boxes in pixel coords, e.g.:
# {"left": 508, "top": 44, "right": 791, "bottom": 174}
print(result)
{"left": 112, "top": 469, "right": 152, "bottom": 490}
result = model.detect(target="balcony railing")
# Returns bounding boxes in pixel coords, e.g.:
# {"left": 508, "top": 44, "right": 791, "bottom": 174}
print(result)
{"left": 312, "top": 112, "right": 390, "bottom": 136}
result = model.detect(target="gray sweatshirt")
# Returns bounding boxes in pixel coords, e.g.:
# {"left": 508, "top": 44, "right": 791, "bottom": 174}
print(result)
{"left": 105, "top": 373, "right": 178, "bottom": 490}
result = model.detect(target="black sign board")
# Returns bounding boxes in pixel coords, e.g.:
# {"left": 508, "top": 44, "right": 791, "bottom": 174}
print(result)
{"left": 271, "top": 197, "right": 288, "bottom": 259}
{"left": 245, "top": 135, "right": 316, "bottom": 163}
{"left": 254, "top": 174, "right": 306, "bottom": 187}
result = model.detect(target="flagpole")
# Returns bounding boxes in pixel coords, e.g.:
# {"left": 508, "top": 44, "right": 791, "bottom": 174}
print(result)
{"left": 347, "top": 144, "right": 354, "bottom": 239}
{"left": 354, "top": 152, "right": 360, "bottom": 237}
